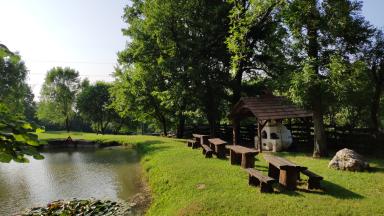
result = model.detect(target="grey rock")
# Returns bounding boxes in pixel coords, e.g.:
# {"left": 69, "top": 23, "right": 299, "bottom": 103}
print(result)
{"left": 328, "top": 148, "right": 369, "bottom": 171}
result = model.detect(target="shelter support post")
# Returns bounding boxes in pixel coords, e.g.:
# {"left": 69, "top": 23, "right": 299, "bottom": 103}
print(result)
{"left": 232, "top": 118, "right": 240, "bottom": 145}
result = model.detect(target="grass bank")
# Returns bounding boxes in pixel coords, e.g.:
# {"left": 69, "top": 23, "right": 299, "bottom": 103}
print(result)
{"left": 39, "top": 132, "right": 384, "bottom": 215}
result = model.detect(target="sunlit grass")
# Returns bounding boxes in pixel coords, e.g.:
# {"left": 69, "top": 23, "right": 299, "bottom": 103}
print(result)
{"left": 39, "top": 131, "right": 384, "bottom": 215}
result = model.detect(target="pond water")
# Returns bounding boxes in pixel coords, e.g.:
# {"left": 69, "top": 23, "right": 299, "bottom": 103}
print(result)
{"left": 0, "top": 146, "right": 142, "bottom": 215}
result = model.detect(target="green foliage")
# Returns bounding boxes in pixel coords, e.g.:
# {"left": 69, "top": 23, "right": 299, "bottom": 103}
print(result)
{"left": 289, "top": 59, "right": 332, "bottom": 109}
{"left": 328, "top": 55, "right": 371, "bottom": 126}
{"left": 37, "top": 67, "right": 80, "bottom": 132}
{"left": 77, "top": 82, "right": 116, "bottom": 134}
{"left": 0, "top": 105, "right": 43, "bottom": 163}
{"left": 0, "top": 44, "right": 42, "bottom": 163}
{"left": 117, "top": 0, "right": 232, "bottom": 136}
{"left": 0, "top": 44, "right": 36, "bottom": 119}
{"left": 226, "top": 0, "right": 287, "bottom": 75}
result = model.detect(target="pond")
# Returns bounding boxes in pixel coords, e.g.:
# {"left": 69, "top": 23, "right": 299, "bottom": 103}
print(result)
{"left": 0, "top": 146, "right": 142, "bottom": 215}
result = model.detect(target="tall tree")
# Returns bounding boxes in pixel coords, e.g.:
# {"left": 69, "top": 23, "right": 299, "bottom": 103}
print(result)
{"left": 77, "top": 82, "right": 115, "bottom": 134}
{"left": 111, "top": 66, "right": 172, "bottom": 136}
{"left": 117, "top": 0, "right": 231, "bottom": 137}
{"left": 284, "top": 0, "right": 372, "bottom": 157}
{"left": 362, "top": 30, "right": 384, "bottom": 132}
{"left": 37, "top": 67, "right": 80, "bottom": 132}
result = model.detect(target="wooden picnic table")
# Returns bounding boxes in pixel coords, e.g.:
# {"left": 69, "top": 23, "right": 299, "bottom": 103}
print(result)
{"left": 192, "top": 134, "right": 209, "bottom": 144}
{"left": 208, "top": 138, "right": 227, "bottom": 158}
{"left": 263, "top": 154, "right": 307, "bottom": 190}
{"left": 226, "top": 145, "right": 259, "bottom": 168}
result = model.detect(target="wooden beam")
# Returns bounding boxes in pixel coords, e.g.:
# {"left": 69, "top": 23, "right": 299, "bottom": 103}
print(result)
{"left": 232, "top": 118, "right": 240, "bottom": 145}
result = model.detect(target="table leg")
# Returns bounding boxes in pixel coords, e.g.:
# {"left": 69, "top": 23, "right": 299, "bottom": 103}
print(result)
{"left": 279, "top": 167, "right": 298, "bottom": 190}
{"left": 268, "top": 163, "right": 280, "bottom": 179}
{"left": 230, "top": 150, "right": 241, "bottom": 165}
{"left": 241, "top": 153, "right": 255, "bottom": 168}
{"left": 216, "top": 145, "right": 226, "bottom": 158}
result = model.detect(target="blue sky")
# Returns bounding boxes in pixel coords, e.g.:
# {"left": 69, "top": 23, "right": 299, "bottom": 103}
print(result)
{"left": 0, "top": 0, "right": 383, "bottom": 100}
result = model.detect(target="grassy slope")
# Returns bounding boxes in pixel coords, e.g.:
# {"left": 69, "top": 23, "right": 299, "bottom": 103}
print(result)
{"left": 39, "top": 132, "right": 384, "bottom": 216}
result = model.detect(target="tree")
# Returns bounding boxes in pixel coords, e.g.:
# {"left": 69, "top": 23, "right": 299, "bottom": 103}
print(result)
{"left": 0, "top": 44, "right": 43, "bottom": 163}
{"left": 37, "top": 67, "right": 80, "bottom": 132}
{"left": 77, "top": 82, "right": 115, "bottom": 134}
{"left": 283, "top": 0, "right": 372, "bottom": 157}
{"left": 362, "top": 30, "right": 384, "bottom": 132}
{"left": 111, "top": 66, "right": 173, "bottom": 136}
{"left": 0, "top": 44, "right": 36, "bottom": 119}
{"left": 328, "top": 55, "right": 371, "bottom": 128}
{"left": 117, "top": 0, "right": 232, "bottom": 137}
{"left": 226, "top": 0, "right": 289, "bottom": 103}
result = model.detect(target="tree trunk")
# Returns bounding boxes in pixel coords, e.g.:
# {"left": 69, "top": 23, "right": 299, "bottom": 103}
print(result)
{"left": 207, "top": 115, "right": 217, "bottom": 138}
{"left": 176, "top": 112, "right": 185, "bottom": 138}
{"left": 313, "top": 103, "right": 327, "bottom": 157}
{"left": 306, "top": 0, "right": 327, "bottom": 157}
{"left": 65, "top": 116, "right": 70, "bottom": 133}
{"left": 371, "top": 83, "right": 382, "bottom": 132}
{"left": 232, "top": 65, "right": 243, "bottom": 104}
{"left": 161, "top": 117, "right": 168, "bottom": 136}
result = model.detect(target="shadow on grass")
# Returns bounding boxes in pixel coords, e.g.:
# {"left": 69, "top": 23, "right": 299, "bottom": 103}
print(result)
{"left": 367, "top": 158, "right": 384, "bottom": 173}
{"left": 136, "top": 140, "right": 170, "bottom": 156}
{"left": 321, "top": 180, "right": 364, "bottom": 199}
{"left": 369, "top": 166, "right": 384, "bottom": 173}
{"left": 274, "top": 184, "right": 302, "bottom": 196}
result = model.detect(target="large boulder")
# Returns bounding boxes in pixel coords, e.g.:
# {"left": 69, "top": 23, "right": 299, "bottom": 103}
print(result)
{"left": 328, "top": 148, "right": 369, "bottom": 171}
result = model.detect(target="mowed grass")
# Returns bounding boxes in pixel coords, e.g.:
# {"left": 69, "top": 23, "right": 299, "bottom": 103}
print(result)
{"left": 38, "top": 132, "right": 384, "bottom": 215}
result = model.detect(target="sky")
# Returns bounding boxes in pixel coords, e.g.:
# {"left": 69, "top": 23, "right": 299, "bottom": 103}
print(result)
{"left": 0, "top": 0, "right": 383, "bottom": 101}
{"left": 0, "top": 0, "right": 128, "bottom": 100}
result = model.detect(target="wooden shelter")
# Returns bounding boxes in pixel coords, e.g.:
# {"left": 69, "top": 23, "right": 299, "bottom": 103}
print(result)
{"left": 229, "top": 94, "right": 313, "bottom": 152}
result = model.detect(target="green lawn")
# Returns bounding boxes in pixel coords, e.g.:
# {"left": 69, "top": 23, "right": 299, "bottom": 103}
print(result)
{"left": 38, "top": 132, "right": 384, "bottom": 215}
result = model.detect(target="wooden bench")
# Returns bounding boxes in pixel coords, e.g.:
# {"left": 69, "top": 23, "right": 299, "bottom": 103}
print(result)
{"left": 246, "top": 168, "right": 276, "bottom": 193}
{"left": 186, "top": 139, "right": 196, "bottom": 147}
{"left": 201, "top": 144, "right": 213, "bottom": 158}
{"left": 301, "top": 169, "right": 323, "bottom": 189}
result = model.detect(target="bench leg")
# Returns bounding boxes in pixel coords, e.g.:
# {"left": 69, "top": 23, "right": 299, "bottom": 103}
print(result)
{"left": 205, "top": 151, "right": 213, "bottom": 158}
{"left": 230, "top": 150, "right": 241, "bottom": 165}
{"left": 249, "top": 175, "right": 260, "bottom": 186}
{"left": 268, "top": 163, "right": 280, "bottom": 179}
{"left": 308, "top": 178, "right": 321, "bottom": 190}
{"left": 187, "top": 142, "right": 192, "bottom": 147}
{"left": 260, "top": 182, "right": 274, "bottom": 193}
{"left": 241, "top": 153, "right": 255, "bottom": 168}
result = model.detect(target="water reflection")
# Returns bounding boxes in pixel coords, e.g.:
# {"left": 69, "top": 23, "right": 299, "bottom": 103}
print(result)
{"left": 0, "top": 147, "right": 141, "bottom": 215}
